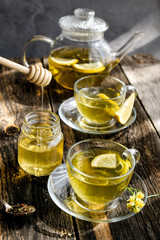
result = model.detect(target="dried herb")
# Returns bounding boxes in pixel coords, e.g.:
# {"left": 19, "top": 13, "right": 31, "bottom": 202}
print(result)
{"left": 7, "top": 203, "right": 36, "bottom": 215}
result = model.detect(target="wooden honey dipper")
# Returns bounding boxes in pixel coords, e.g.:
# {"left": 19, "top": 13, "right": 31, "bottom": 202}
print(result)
{"left": 0, "top": 56, "right": 52, "bottom": 87}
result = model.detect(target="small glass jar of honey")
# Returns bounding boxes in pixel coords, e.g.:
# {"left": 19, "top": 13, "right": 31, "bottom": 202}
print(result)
{"left": 18, "top": 110, "right": 64, "bottom": 176}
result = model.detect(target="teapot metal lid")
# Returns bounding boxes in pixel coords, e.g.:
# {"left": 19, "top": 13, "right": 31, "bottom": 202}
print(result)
{"left": 59, "top": 8, "right": 109, "bottom": 41}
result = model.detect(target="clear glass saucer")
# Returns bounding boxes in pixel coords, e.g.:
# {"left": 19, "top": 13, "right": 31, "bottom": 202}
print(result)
{"left": 58, "top": 97, "right": 136, "bottom": 134}
{"left": 47, "top": 164, "right": 148, "bottom": 223}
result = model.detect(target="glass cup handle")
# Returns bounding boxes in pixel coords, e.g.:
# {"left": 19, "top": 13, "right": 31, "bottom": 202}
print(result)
{"left": 126, "top": 85, "right": 137, "bottom": 97}
{"left": 122, "top": 148, "right": 140, "bottom": 164}
{"left": 21, "top": 35, "right": 55, "bottom": 67}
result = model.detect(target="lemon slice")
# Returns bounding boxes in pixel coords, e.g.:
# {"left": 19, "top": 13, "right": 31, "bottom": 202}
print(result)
{"left": 97, "top": 93, "right": 119, "bottom": 109}
{"left": 115, "top": 160, "right": 131, "bottom": 174}
{"left": 49, "top": 57, "right": 78, "bottom": 66}
{"left": 73, "top": 62, "right": 105, "bottom": 73}
{"left": 115, "top": 92, "right": 135, "bottom": 125}
{"left": 97, "top": 93, "right": 120, "bottom": 116}
{"left": 121, "top": 161, "right": 131, "bottom": 175}
{"left": 91, "top": 154, "right": 118, "bottom": 168}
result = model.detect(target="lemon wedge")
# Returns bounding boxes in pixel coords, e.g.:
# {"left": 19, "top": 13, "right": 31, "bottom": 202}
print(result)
{"left": 115, "top": 92, "right": 135, "bottom": 125}
{"left": 49, "top": 56, "right": 78, "bottom": 66}
{"left": 91, "top": 154, "right": 118, "bottom": 168}
{"left": 73, "top": 62, "right": 105, "bottom": 73}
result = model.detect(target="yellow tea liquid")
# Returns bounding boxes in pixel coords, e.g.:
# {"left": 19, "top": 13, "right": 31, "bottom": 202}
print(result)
{"left": 18, "top": 124, "right": 63, "bottom": 176}
{"left": 75, "top": 87, "right": 123, "bottom": 125}
{"left": 48, "top": 47, "right": 119, "bottom": 90}
{"left": 67, "top": 148, "right": 132, "bottom": 205}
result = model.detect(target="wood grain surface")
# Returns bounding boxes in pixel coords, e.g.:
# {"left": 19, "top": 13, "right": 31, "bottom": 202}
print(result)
{"left": 0, "top": 55, "right": 159, "bottom": 240}
{"left": 121, "top": 54, "right": 160, "bottom": 136}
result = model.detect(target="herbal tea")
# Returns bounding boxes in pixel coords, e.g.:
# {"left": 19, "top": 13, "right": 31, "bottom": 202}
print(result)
{"left": 48, "top": 47, "right": 119, "bottom": 90}
{"left": 67, "top": 148, "right": 132, "bottom": 205}
{"left": 75, "top": 86, "right": 123, "bottom": 125}
{"left": 18, "top": 123, "right": 63, "bottom": 176}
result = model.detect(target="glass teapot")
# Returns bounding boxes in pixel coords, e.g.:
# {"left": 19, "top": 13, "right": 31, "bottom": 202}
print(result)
{"left": 22, "top": 8, "right": 143, "bottom": 90}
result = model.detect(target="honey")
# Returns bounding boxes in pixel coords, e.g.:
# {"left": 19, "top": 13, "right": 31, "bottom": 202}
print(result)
{"left": 18, "top": 110, "right": 63, "bottom": 176}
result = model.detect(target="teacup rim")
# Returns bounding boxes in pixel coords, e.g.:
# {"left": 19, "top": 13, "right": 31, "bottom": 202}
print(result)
{"left": 66, "top": 138, "right": 136, "bottom": 180}
{"left": 74, "top": 75, "right": 127, "bottom": 101}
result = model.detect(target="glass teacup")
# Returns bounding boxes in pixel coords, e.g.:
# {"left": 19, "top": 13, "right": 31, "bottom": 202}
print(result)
{"left": 66, "top": 139, "right": 140, "bottom": 212}
{"left": 74, "top": 75, "right": 136, "bottom": 129}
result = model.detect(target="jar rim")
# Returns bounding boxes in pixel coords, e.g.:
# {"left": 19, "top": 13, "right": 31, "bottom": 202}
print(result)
{"left": 23, "top": 110, "right": 60, "bottom": 129}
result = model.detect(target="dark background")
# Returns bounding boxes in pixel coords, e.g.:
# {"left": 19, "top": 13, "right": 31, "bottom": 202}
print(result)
{"left": 0, "top": 0, "right": 160, "bottom": 59}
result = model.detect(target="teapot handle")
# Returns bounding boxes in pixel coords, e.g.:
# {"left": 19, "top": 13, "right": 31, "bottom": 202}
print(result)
{"left": 22, "top": 35, "right": 54, "bottom": 67}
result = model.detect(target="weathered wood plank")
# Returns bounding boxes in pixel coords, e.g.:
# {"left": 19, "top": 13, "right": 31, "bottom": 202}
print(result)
{"left": 46, "top": 61, "right": 160, "bottom": 240}
{"left": 121, "top": 54, "right": 160, "bottom": 136}
{"left": 111, "top": 65, "right": 160, "bottom": 240}
{"left": 0, "top": 61, "right": 76, "bottom": 240}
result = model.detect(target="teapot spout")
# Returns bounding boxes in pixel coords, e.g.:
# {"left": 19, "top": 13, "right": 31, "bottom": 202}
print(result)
{"left": 116, "top": 31, "right": 144, "bottom": 60}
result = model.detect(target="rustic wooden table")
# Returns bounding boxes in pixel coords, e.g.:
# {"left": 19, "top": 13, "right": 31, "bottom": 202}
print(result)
{"left": 0, "top": 55, "right": 159, "bottom": 240}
